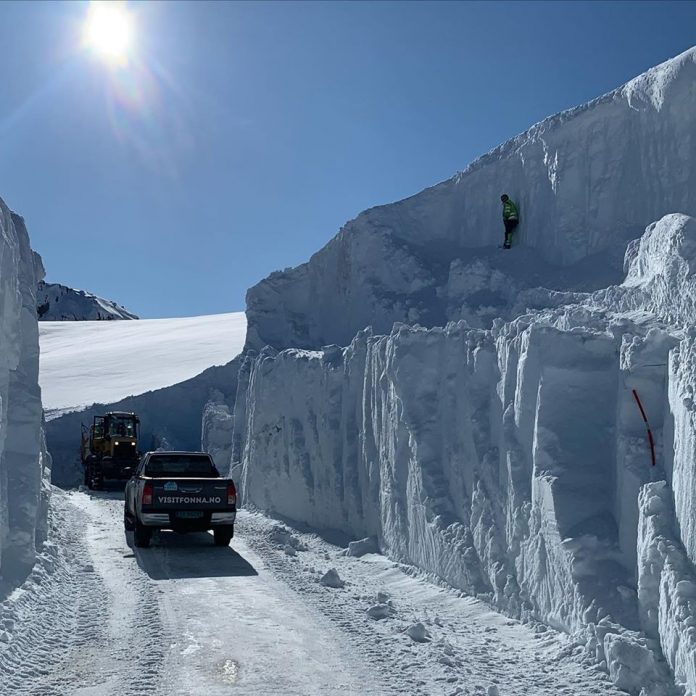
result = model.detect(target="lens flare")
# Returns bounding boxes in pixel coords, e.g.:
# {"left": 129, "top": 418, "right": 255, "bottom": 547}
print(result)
{"left": 84, "top": 1, "right": 134, "bottom": 66}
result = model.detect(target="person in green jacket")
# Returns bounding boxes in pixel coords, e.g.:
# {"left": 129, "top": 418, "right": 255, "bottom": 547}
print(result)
{"left": 500, "top": 194, "right": 519, "bottom": 249}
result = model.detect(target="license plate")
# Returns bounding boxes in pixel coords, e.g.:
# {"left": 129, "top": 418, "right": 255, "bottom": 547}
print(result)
{"left": 176, "top": 511, "right": 204, "bottom": 519}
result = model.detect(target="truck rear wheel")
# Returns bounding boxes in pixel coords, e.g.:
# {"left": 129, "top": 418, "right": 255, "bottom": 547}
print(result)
{"left": 123, "top": 504, "right": 134, "bottom": 532}
{"left": 133, "top": 519, "right": 152, "bottom": 548}
{"left": 213, "top": 527, "right": 233, "bottom": 547}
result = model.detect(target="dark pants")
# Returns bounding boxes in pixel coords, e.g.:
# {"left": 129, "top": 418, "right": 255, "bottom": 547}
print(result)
{"left": 504, "top": 218, "right": 519, "bottom": 247}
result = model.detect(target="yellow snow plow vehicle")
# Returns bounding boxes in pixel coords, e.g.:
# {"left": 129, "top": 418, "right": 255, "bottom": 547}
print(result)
{"left": 81, "top": 412, "right": 140, "bottom": 490}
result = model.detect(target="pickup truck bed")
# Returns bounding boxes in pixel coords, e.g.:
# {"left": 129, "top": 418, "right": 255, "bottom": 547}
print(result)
{"left": 124, "top": 451, "right": 236, "bottom": 548}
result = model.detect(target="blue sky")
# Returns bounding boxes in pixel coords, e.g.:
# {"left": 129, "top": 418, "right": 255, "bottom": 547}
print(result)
{"left": 1, "top": 1, "right": 694, "bottom": 318}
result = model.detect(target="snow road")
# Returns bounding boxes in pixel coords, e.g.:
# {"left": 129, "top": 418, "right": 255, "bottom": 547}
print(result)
{"left": 39, "top": 312, "right": 246, "bottom": 417}
{"left": 0, "top": 489, "right": 624, "bottom": 696}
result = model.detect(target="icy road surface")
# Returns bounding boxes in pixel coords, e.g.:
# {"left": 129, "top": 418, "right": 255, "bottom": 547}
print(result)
{"left": 39, "top": 312, "right": 246, "bottom": 416}
{"left": 0, "top": 490, "right": 623, "bottom": 696}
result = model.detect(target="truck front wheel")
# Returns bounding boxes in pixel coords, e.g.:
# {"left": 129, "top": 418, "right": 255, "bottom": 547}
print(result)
{"left": 213, "top": 527, "right": 234, "bottom": 547}
{"left": 133, "top": 518, "right": 152, "bottom": 548}
{"left": 87, "top": 458, "right": 103, "bottom": 491}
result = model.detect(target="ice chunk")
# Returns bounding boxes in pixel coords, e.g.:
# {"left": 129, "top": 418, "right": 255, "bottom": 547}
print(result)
{"left": 319, "top": 568, "right": 345, "bottom": 588}
{"left": 406, "top": 623, "right": 430, "bottom": 643}
{"left": 345, "top": 537, "right": 378, "bottom": 558}
{"left": 366, "top": 604, "right": 391, "bottom": 620}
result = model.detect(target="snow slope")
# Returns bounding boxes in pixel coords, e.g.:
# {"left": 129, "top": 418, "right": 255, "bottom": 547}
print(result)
{"left": 0, "top": 201, "right": 50, "bottom": 593}
{"left": 0, "top": 489, "right": 626, "bottom": 696}
{"left": 244, "top": 47, "right": 696, "bottom": 351}
{"left": 37, "top": 281, "right": 138, "bottom": 321}
{"left": 39, "top": 312, "right": 246, "bottom": 416}
{"left": 223, "top": 48, "right": 696, "bottom": 695}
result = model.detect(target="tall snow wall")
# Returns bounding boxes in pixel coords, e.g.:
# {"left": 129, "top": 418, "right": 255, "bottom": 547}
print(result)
{"left": 0, "top": 202, "right": 50, "bottom": 592}
{"left": 229, "top": 45, "right": 696, "bottom": 696}
{"left": 245, "top": 47, "right": 696, "bottom": 351}
{"left": 232, "top": 214, "right": 696, "bottom": 694}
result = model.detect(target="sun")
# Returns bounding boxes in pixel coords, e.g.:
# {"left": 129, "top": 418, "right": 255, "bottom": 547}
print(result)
{"left": 84, "top": 1, "right": 134, "bottom": 66}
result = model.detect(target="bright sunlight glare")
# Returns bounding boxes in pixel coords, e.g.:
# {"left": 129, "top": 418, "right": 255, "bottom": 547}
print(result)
{"left": 84, "top": 1, "right": 134, "bottom": 66}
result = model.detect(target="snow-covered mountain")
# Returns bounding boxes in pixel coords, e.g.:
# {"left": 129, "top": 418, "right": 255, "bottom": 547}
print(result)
{"left": 0, "top": 203, "right": 50, "bottom": 592}
{"left": 37, "top": 281, "right": 138, "bottom": 321}
{"left": 221, "top": 47, "right": 696, "bottom": 695}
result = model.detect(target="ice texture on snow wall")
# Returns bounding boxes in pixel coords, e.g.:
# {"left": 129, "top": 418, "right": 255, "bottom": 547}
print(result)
{"left": 0, "top": 201, "right": 50, "bottom": 590}
{"left": 234, "top": 281, "right": 689, "bottom": 693}
{"left": 245, "top": 48, "right": 696, "bottom": 351}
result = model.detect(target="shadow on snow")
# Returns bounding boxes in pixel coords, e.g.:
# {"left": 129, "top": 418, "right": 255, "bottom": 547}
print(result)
{"left": 129, "top": 530, "right": 259, "bottom": 581}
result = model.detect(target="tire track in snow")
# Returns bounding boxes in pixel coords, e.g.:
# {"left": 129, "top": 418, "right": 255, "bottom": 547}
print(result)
{"left": 0, "top": 493, "right": 112, "bottom": 695}
{"left": 0, "top": 490, "right": 168, "bottom": 696}
{"left": 1, "top": 489, "right": 382, "bottom": 695}
{"left": 2, "top": 493, "right": 626, "bottom": 695}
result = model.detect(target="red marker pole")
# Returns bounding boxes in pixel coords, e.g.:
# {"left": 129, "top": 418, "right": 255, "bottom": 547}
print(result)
{"left": 632, "top": 389, "right": 656, "bottom": 467}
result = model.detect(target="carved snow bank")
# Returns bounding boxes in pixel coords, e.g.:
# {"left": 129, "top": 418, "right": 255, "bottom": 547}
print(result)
{"left": 0, "top": 203, "right": 50, "bottom": 591}
{"left": 231, "top": 47, "right": 696, "bottom": 694}
{"left": 638, "top": 482, "right": 696, "bottom": 694}
{"left": 234, "top": 212, "right": 696, "bottom": 692}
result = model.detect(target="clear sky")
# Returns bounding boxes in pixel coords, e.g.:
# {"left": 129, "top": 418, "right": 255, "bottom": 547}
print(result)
{"left": 0, "top": 1, "right": 694, "bottom": 318}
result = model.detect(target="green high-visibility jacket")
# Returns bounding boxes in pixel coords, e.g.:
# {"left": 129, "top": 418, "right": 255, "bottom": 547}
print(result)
{"left": 502, "top": 199, "right": 519, "bottom": 221}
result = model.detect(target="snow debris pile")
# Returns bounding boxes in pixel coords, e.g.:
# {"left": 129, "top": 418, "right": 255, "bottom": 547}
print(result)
{"left": 268, "top": 524, "right": 308, "bottom": 555}
{"left": 222, "top": 48, "right": 696, "bottom": 695}
{"left": 0, "top": 202, "right": 50, "bottom": 592}
{"left": 37, "top": 281, "right": 138, "bottom": 321}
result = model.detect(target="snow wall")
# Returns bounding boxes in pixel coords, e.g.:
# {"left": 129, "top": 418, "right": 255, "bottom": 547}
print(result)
{"left": 245, "top": 48, "right": 696, "bottom": 351}
{"left": 225, "top": 48, "right": 696, "bottom": 696}
{"left": 0, "top": 201, "right": 50, "bottom": 593}
{"left": 235, "top": 216, "right": 696, "bottom": 694}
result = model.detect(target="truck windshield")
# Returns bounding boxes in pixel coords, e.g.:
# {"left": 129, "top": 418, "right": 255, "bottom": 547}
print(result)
{"left": 145, "top": 455, "right": 218, "bottom": 478}
{"left": 108, "top": 416, "right": 136, "bottom": 438}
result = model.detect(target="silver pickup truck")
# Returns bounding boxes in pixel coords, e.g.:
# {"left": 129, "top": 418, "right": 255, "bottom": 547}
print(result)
{"left": 124, "top": 451, "right": 236, "bottom": 548}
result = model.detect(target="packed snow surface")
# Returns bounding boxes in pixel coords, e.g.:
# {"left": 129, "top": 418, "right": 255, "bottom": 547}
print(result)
{"left": 39, "top": 312, "right": 246, "bottom": 416}
{"left": 37, "top": 281, "right": 139, "bottom": 321}
{"left": 0, "top": 489, "right": 627, "bottom": 695}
